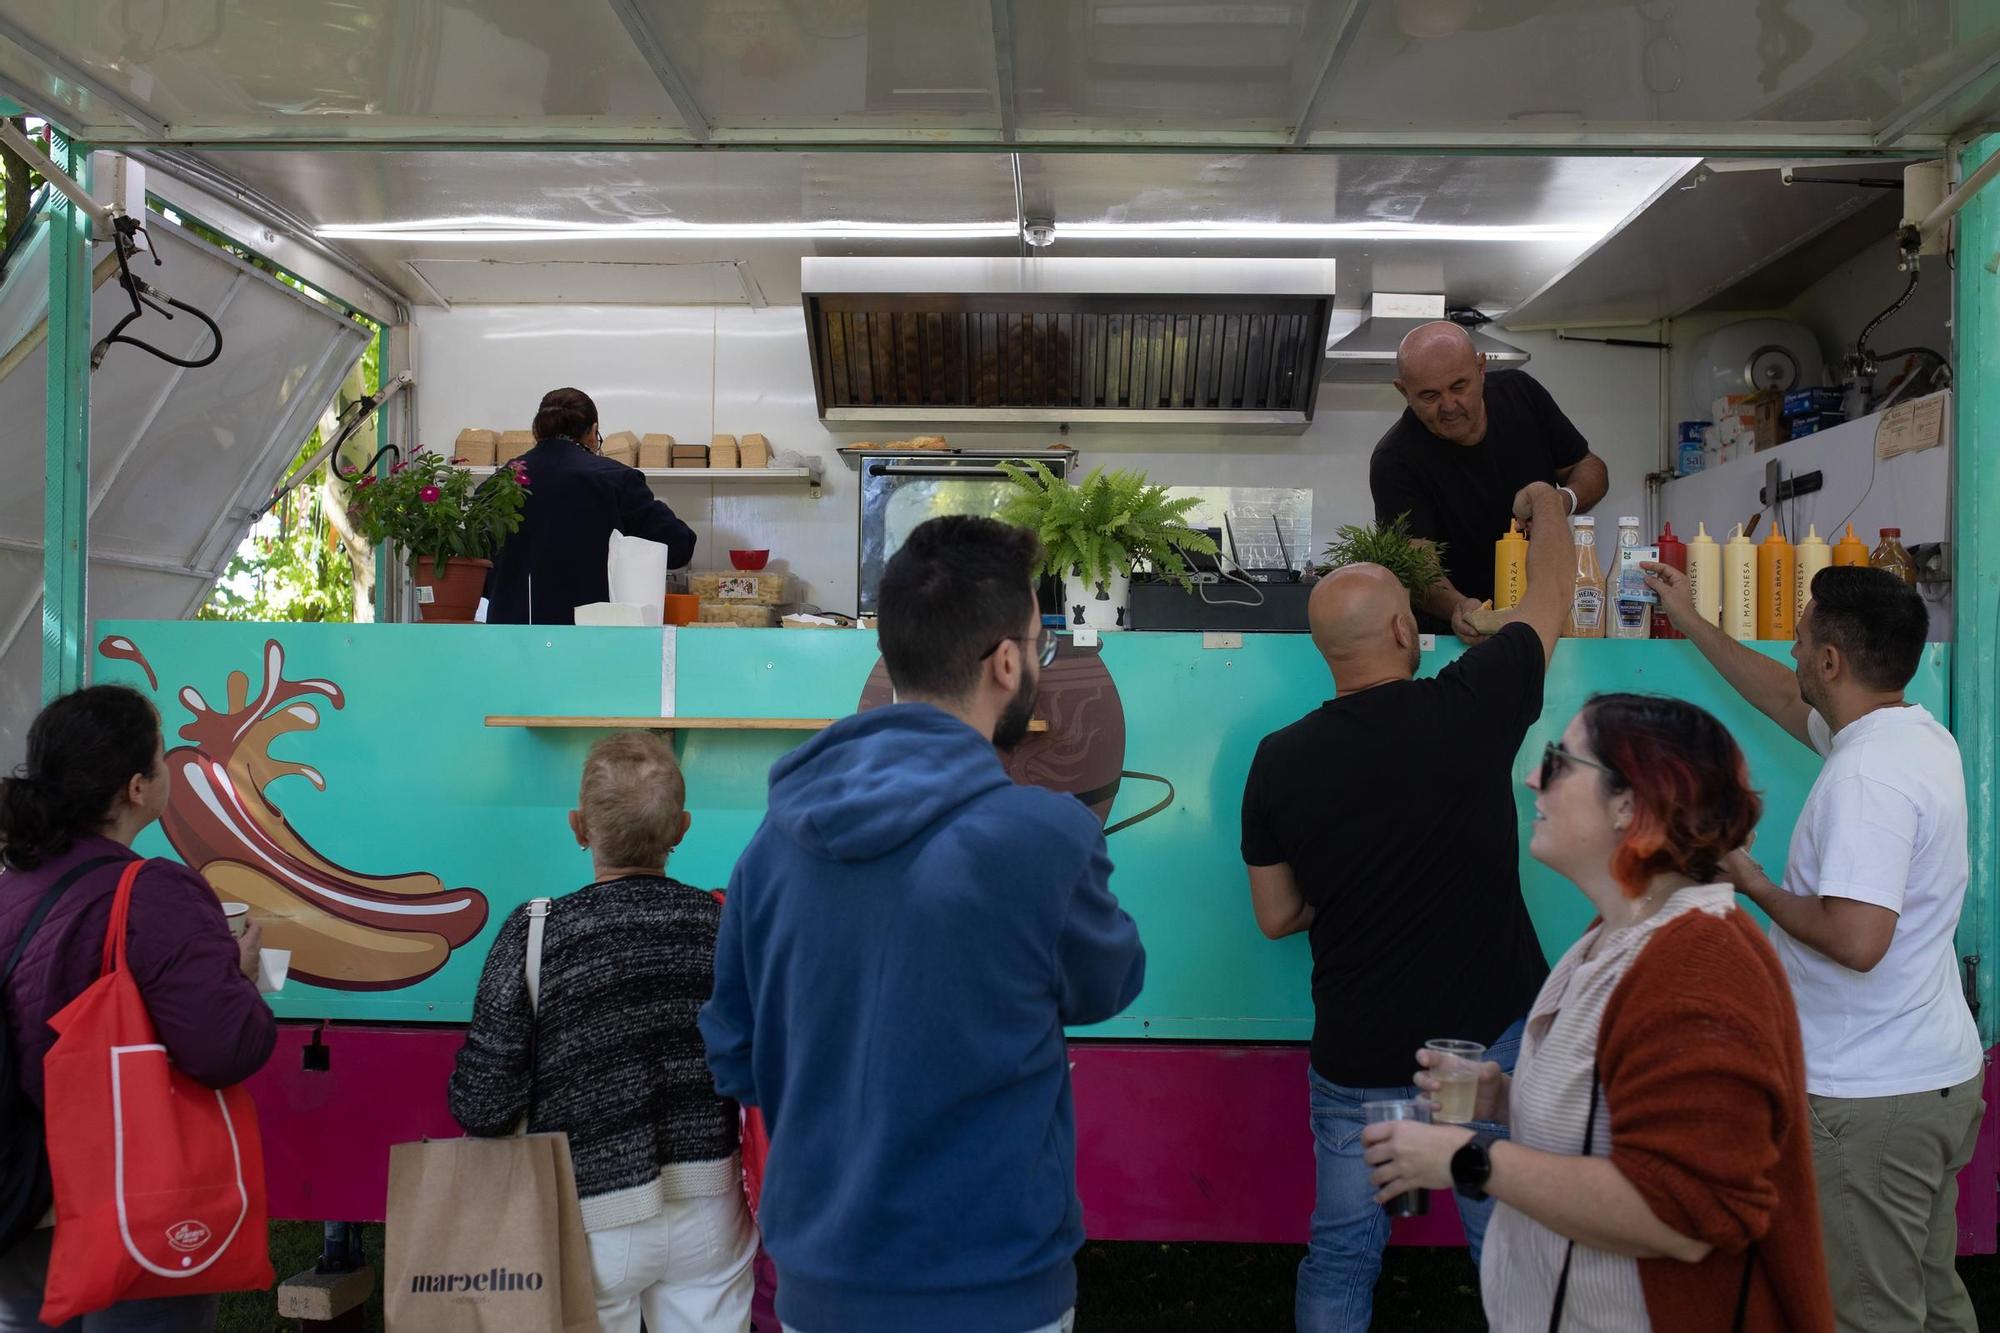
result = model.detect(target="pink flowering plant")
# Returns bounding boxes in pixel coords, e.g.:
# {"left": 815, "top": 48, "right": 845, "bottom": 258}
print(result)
{"left": 343, "top": 450, "right": 529, "bottom": 577}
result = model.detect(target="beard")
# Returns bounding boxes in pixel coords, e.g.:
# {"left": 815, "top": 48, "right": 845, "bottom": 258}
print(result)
{"left": 993, "top": 670, "right": 1040, "bottom": 752}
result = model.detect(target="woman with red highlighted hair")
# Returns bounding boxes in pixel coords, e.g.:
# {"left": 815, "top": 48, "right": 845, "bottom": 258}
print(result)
{"left": 1362, "top": 694, "right": 1833, "bottom": 1332}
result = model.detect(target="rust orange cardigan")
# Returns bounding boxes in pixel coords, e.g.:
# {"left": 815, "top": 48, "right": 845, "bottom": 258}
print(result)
{"left": 1598, "top": 906, "right": 1834, "bottom": 1332}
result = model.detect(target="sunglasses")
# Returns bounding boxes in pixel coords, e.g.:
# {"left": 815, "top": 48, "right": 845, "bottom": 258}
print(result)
{"left": 981, "top": 626, "right": 1058, "bottom": 668}
{"left": 1538, "top": 742, "right": 1621, "bottom": 790}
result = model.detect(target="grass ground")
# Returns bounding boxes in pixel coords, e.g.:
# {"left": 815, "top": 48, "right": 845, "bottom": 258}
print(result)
{"left": 220, "top": 1225, "right": 2000, "bottom": 1331}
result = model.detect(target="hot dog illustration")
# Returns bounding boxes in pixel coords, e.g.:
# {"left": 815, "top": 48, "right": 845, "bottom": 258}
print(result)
{"left": 150, "top": 639, "right": 489, "bottom": 991}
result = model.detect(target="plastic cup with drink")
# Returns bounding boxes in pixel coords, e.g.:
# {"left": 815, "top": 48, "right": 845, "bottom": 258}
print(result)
{"left": 1423, "top": 1039, "right": 1487, "bottom": 1124}
{"left": 1362, "top": 1098, "right": 1432, "bottom": 1218}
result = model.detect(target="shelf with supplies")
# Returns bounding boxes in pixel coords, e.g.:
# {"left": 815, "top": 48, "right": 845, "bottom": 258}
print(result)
{"left": 460, "top": 462, "right": 823, "bottom": 487}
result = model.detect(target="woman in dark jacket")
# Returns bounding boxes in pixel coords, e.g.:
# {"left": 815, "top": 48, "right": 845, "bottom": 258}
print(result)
{"left": 0, "top": 684, "right": 275, "bottom": 1332}
{"left": 484, "top": 387, "right": 698, "bottom": 624}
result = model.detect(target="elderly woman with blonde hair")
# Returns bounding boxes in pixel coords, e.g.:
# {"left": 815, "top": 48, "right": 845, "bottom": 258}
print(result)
{"left": 451, "top": 731, "right": 754, "bottom": 1333}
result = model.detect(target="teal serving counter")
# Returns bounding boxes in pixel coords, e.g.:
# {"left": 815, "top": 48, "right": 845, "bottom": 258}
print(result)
{"left": 92, "top": 624, "right": 1964, "bottom": 1035}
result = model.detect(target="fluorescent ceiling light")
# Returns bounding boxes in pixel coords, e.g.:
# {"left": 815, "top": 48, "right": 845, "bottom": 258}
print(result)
{"left": 316, "top": 218, "right": 1020, "bottom": 242}
{"left": 1057, "top": 221, "right": 1606, "bottom": 242}
{"left": 318, "top": 217, "right": 1609, "bottom": 244}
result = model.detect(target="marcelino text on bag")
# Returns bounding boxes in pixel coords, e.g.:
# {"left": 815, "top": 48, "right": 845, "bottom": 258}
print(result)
{"left": 408, "top": 1267, "right": 546, "bottom": 1294}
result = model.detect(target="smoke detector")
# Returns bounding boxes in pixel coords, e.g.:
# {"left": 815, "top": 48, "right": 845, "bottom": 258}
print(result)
{"left": 1023, "top": 218, "right": 1057, "bottom": 248}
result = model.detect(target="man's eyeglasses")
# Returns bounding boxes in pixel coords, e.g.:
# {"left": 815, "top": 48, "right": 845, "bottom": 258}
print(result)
{"left": 981, "top": 626, "right": 1058, "bottom": 669}
{"left": 1538, "top": 742, "right": 1621, "bottom": 790}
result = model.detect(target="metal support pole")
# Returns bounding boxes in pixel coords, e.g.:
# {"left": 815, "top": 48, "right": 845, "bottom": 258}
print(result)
{"left": 1954, "top": 134, "right": 2000, "bottom": 1040}
{"left": 42, "top": 131, "right": 91, "bottom": 702}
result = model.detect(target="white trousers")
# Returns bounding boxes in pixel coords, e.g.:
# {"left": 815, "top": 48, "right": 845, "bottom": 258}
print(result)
{"left": 586, "top": 1190, "right": 758, "bottom": 1333}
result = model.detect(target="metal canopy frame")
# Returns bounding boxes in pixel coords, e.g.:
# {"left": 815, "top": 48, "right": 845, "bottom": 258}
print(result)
{"left": 600, "top": 0, "right": 712, "bottom": 143}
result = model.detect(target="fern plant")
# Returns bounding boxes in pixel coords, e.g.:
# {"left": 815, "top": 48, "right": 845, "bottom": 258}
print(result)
{"left": 997, "top": 463, "right": 1218, "bottom": 590}
{"left": 1317, "top": 513, "right": 1446, "bottom": 594}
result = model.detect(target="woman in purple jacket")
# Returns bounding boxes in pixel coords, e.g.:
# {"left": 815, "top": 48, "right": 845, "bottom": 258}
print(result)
{"left": 0, "top": 685, "right": 276, "bottom": 1332}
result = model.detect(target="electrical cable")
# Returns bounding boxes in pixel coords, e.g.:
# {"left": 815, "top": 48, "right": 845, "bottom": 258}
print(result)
{"left": 91, "top": 214, "right": 223, "bottom": 371}
{"left": 1855, "top": 266, "right": 1920, "bottom": 360}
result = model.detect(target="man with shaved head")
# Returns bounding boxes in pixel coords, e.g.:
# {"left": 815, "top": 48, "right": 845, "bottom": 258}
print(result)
{"left": 1242, "top": 482, "right": 1575, "bottom": 1333}
{"left": 1370, "top": 321, "right": 1609, "bottom": 640}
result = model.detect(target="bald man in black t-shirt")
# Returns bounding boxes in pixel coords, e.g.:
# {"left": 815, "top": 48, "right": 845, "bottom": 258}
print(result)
{"left": 1369, "top": 323, "right": 1609, "bottom": 640}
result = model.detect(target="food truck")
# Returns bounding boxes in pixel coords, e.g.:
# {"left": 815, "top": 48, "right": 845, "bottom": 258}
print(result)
{"left": 0, "top": 0, "right": 1995, "bottom": 1257}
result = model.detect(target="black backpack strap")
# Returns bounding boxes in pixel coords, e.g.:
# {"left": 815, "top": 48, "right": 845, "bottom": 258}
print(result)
{"left": 1, "top": 855, "right": 125, "bottom": 987}
{"left": 1547, "top": 1061, "right": 1603, "bottom": 1333}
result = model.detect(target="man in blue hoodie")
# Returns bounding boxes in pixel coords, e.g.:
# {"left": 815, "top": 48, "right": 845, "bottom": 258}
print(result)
{"left": 700, "top": 515, "right": 1147, "bottom": 1333}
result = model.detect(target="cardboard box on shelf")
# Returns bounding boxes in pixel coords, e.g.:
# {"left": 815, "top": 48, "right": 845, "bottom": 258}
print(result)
{"left": 497, "top": 430, "right": 535, "bottom": 464}
{"left": 453, "top": 429, "right": 497, "bottom": 466}
{"left": 691, "top": 571, "right": 787, "bottom": 605}
{"left": 601, "top": 431, "right": 640, "bottom": 466}
{"left": 1750, "top": 393, "right": 1783, "bottom": 451}
{"left": 709, "top": 438, "right": 740, "bottom": 468}
{"left": 697, "top": 600, "right": 778, "bottom": 627}
{"left": 639, "top": 434, "right": 675, "bottom": 468}
{"left": 739, "top": 433, "right": 771, "bottom": 468}
{"left": 672, "top": 444, "right": 709, "bottom": 468}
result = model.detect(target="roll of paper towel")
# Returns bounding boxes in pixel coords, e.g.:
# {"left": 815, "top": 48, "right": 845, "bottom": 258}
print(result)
{"left": 606, "top": 532, "right": 671, "bottom": 612}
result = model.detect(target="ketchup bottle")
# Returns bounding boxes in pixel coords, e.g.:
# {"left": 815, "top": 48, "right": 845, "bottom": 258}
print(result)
{"left": 1652, "top": 522, "right": 1686, "bottom": 640}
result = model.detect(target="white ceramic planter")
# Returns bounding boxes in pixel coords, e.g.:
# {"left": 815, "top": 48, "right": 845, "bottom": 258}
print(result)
{"left": 1064, "top": 568, "right": 1132, "bottom": 632}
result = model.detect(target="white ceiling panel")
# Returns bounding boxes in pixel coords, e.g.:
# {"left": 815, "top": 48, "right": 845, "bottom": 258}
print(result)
{"left": 176, "top": 147, "right": 1692, "bottom": 311}
{"left": 0, "top": 0, "right": 1992, "bottom": 149}
{"left": 407, "top": 257, "right": 763, "bottom": 304}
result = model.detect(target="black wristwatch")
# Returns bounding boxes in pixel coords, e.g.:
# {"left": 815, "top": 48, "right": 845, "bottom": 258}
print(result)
{"left": 1451, "top": 1131, "right": 1503, "bottom": 1201}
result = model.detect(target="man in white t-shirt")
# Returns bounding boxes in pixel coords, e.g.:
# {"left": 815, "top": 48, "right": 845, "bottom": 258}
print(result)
{"left": 1647, "top": 560, "right": 1983, "bottom": 1332}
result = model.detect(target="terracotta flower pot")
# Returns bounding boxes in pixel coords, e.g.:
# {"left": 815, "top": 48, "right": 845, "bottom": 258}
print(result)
{"left": 411, "top": 557, "right": 490, "bottom": 623}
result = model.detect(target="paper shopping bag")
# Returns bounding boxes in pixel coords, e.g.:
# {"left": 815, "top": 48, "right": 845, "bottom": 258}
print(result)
{"left": 384, "top": 1134, "right": 598, "bottom": 1333}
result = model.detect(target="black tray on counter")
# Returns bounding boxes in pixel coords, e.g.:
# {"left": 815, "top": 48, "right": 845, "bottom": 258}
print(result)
{"left": 1126, "top": 578, "right": 1310, "bottom": 633}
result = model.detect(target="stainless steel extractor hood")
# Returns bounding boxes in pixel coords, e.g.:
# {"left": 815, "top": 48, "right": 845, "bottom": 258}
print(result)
{"left": 803, "top": 257, "right": 1338, "bottom": 429}
{"left": 1323, "top": 300, "right": 1531, "bottom": 383}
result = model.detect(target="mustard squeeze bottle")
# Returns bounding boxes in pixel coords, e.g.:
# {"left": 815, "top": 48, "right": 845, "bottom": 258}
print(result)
{"left": 1493, "top": 520, "right": 1529, "bottom": 611}
{"left": 1756, "top": 525, "right": 1796, "bottom": 640}
{"left": 1832, "top": 522, "right": 1869, "bottom": 567}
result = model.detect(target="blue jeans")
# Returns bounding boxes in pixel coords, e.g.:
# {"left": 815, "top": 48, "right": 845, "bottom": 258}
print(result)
{"left": 1294, "top": 1018, "right": 1524, "bottom": 1333}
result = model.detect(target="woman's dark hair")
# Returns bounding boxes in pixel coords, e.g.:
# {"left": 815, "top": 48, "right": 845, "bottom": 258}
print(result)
{"left": 532, "top": 387, "right": 598, "bottom": 443}
{"left": 878, "top": 515, "right": 1041, "bottom": 700}
{"left": 1578, "top": 693, "right": 1761, "bottom": 899}
{"left": 1806, "top": 565, "right": 1928, "bottom": 691}
{"left": 0, "top": 685, "right": 162, "bottom": 871}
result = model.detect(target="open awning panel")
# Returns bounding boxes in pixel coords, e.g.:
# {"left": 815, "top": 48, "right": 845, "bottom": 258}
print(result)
{"left": 0, "top": 211, "right": 370, "bottom": 767}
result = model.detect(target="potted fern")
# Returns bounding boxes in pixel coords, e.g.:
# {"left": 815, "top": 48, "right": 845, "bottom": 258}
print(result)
{"left": 1316, "top": 513, "right": 1445, "bottom": 593}
{"left": 997, "top": 463, "right": 1216, "bottom": 632}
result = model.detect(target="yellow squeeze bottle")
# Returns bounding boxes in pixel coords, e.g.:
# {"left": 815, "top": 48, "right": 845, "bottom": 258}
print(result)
{"left": 1756, "top": 526, "right": 1796, "bottom": 640}
{"left": 1494, "top": 521, "right": 1529, "bottom": 610}
{"left": 1794, "top": 524, "right": 1832, "bottom": 619}
{"left": 1722, "top": 523, "right": 1756, "bottom": 641}
{"left": 1832, "top": 522, "right": 1869, "bottom": 567}
{"left": 1687, "top": 522, "right": 1722, "bottom": 628}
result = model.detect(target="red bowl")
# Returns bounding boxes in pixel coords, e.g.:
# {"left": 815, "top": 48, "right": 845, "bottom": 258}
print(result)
{"left": 730, "top": 549, "right": 771, "bottom": 571}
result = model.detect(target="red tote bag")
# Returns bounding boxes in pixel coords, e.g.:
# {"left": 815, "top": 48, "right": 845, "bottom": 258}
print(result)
{"left": 38, "top": 861, "right": 272, "bottom": 1323}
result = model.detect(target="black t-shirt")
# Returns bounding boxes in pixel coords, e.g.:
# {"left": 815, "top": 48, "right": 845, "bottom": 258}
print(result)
{"left": 1370, "top": 369, "right": 1589, "bottom": 627}
{"left": 1240, "top": 622, "right": 1551, "bottom": 1087}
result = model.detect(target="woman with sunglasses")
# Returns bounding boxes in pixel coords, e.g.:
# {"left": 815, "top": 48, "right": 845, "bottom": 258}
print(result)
{"left": 1362, "top": 694, "right": 1832, "bottom": 1331}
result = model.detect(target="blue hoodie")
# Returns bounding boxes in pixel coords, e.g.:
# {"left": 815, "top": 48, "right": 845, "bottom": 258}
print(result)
{"left": 700, "top": 703, "right": 1146, "bottom": 1333}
